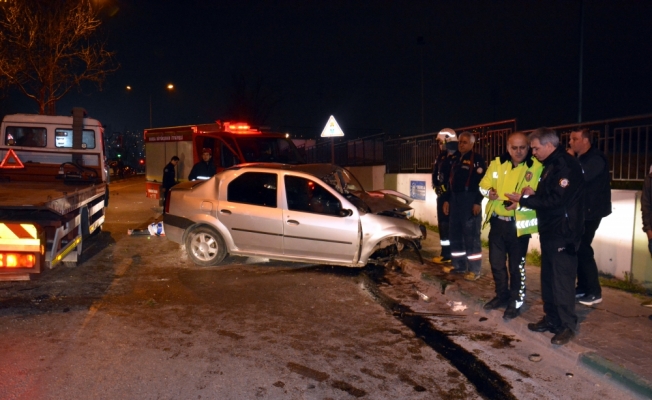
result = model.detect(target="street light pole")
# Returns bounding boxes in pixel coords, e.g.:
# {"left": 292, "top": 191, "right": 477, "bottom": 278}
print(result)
{"left": 149, "top": 94, "right": 152, "bottom": 128}
{"left": 417, "top": 36, "right": 425, "bottom": 134}
{"left": 126, "top": 84, "right": 174, "bottom": 129}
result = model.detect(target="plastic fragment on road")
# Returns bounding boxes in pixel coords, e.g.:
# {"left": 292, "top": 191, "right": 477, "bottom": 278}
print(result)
{"left": 528, "top": 353, "right": 542, "bottom": 362}
{"left": 446, "top": 300, "right": 467, "bottom": 312}
{"left": 148, "top": 222, "right": 165, "bottom": 236}
{"left": 127, "top": 222, "right": 165, "bottom": 236}
{"left": 416, "top": 290, "right": 430, "bottom": 302}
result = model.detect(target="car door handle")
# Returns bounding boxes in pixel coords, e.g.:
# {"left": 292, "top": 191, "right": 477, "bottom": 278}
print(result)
{"left": 286, "top": 219, "right": 299, "bottom": 225}
{"left": 220, "top": 209, "right": 232, "bottom": 215}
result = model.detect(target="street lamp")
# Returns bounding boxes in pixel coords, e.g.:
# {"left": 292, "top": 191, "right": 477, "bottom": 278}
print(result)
{"left": 125, "top": 84, "right": 175, "bottom": 128}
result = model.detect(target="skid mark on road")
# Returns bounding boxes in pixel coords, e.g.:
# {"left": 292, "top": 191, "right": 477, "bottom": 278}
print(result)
{"left": 361, "top": 268, "right": 518, "bottom": 400}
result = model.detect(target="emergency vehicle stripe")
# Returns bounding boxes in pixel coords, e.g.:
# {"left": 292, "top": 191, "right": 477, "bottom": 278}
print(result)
{"left": 0, "top": 223, "right": 37, "bottom": 239}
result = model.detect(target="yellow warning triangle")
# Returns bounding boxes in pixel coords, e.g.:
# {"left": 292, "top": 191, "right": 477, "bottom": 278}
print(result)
{"left": 0, "top": 149, "right": 25, "bottom": 169}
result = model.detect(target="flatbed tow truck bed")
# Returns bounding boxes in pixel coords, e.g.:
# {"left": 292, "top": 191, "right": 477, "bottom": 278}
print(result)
{"left": 0, "top": 181, "right": 106, "bottom": 215}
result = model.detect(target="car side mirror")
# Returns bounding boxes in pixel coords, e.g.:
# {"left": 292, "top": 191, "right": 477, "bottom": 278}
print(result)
{"left": 340, "top": 209, "right": 353, "bottom": 217}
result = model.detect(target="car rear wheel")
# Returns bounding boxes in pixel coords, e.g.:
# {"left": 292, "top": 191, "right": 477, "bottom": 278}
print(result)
{"left": 185, "top": 226, "right": 227, "bottom": 266}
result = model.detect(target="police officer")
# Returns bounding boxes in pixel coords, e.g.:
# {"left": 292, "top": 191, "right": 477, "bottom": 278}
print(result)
{"left": 568, "top": 128, "right": 611, "bottom": 306}
{"left": 161, "top": 156, "right": 179, "bottom": 211}
{"left": 431, "top": 128, "right": 458, "bottom": 263}
{"left": 506, "top": 127, "right": 585, "bottom": 346}
{"left": 480, "top": 132, "right": 543, "bottom": 319}
{"left": 188, "top": 148, "right": 217, "bottom": 181}
{"left": 441, "top": 131, "right": 486, "bottom": 281}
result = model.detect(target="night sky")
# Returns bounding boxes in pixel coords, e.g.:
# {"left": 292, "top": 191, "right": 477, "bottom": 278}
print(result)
{"left": 5, "top": 1, "right": 652, "bottom": 139}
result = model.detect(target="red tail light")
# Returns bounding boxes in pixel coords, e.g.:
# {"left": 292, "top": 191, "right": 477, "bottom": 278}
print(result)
{"left": 0, "top": 252, "right": 36, "bottom": 268}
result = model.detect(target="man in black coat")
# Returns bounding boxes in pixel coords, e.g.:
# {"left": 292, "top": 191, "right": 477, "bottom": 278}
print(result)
{"left": 161, "top": 156, "right": 179, "bottom": 211}
{"left": 188, "top": 148, "right": 217, "bottom": 181}
{"left": 506, "top": 127, "right": 585, "bottom": 346}
{"left": 568, "top": 128, "right": 612, "bottom": 306}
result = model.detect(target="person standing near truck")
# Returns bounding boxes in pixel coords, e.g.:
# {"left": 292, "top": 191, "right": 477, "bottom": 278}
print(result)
{"left": 188, "top": 148, "right": 216, "bottom": 181}
{"left": 162, "top": 156, "right": 179, "bottom": 211}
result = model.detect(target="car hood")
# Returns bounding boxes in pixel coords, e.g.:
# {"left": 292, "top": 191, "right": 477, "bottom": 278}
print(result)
{"left": 353, "top": 189, "right": 413, "bottom": 214}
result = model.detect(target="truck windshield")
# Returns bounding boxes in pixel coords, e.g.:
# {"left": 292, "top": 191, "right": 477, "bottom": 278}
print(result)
{"left": 236, "top": 137, "right": 304, "bottom": 164}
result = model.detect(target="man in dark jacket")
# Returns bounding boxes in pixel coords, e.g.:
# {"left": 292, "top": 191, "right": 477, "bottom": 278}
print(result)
{"left": 568, "top": 128, "right": 612, "bottom": 306}
{"left": 431, "top": 128, "right": 458, "bottom": 263}
{"left": 441, "top": 131, "right": 487, "bottom": 281}
{"left": 161, "top": 156, "right": 179, "bottom": 210}
{"left": 188, "top": 148, "right": 217, "bottom": 181}
{"left": 506, "top": 127, "right": 585, "bottom": 346}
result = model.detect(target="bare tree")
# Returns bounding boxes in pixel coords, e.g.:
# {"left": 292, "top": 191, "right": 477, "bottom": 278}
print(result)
{"left": 0, "top": 0, "right": 118, "bottom": 115}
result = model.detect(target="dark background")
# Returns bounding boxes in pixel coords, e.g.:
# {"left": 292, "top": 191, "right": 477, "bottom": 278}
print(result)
{"left": 4, "top": 0, "right": 652, "bottom": 139}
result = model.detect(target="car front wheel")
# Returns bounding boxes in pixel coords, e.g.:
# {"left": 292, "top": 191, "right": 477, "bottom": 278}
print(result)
{"left": 185, "top": 226, "right": 227, "bottom": 266}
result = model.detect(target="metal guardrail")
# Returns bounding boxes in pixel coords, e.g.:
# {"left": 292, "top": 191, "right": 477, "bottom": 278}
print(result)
{"left": 303, "top": 114, "right": 652, "bottom": 181}
{"left": 302, "top": 133, "right": 385, "bottom": 166}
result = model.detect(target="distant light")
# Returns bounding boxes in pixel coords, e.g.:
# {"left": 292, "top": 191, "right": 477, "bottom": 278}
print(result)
{"left": 126, "top": 86, "right": 132, "bottom": 90}
{"left": 167, "top": 84, "right": 174, "bottom": 90}
{"left": 285, "top": 133, "right": 290, "bottom": 138}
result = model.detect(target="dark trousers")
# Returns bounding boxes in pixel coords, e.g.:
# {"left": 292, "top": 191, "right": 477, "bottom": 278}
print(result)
{"left": 540, "top": 236, "right": 578, "bottom": 331}
{"left": 436, "top": 195, "right": 451, "bottom": 259}
{"left": 576, "top": 218, "right": 602, "bottom": 297}
{"left": 488, "top": 217, "right": 530, "bottom": 305}
{"left": 449, "top": 191, "right": 482, "bottom": 274}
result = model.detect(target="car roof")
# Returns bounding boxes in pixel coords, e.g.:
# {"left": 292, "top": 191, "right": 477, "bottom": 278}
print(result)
{"left": 229, "top": 163, "right": 341, "bottom": 178}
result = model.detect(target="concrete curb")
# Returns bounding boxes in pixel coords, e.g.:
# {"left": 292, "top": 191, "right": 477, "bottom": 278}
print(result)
{"left": 420, "top": 269, "right": 652, "bottom": 398}
{"left": 579, "top": 352, "right": 652, "bottom": 399}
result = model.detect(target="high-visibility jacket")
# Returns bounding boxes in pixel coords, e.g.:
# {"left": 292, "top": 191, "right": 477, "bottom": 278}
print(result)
{"left": 479, "top": 153, "right": 543, "bottom": 236}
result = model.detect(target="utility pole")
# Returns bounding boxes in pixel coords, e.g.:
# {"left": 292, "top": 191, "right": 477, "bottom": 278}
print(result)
{"left": 417, "top": 36, "right": 425, "bottom": 134}
{"left": 578, "top": 0, "right": 585, "bottom": 123}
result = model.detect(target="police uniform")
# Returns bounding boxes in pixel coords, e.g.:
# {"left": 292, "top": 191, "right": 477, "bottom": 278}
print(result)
{"left": 431, "top": 150, "right": 454, "bottom": 260}
{"left": 575, "top": 146, "right": 611, "bottom": 300}
{"left": 520, "top": 146, "right": 585, "bottom": 332}
{"left": 442, "top": 150, "right": 486, "bottom": 275}
{"left": 162, "top": 160, "right": 178, "bottom": 207}
{"left": 188, "top": 158, "right": 217, "bottom": 181}
{"left": 480, "top": 153, "right": 543, "bottom": 312}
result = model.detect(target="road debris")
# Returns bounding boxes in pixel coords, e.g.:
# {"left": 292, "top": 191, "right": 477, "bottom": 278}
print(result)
{"left": 528, "top": 353, "right": 542, "bottom": 362}
{"left": 447, "top": 300, "right": 468, "bottom": 312}
{"left": 416, "top": 289, "right": 430, "bottom": 302}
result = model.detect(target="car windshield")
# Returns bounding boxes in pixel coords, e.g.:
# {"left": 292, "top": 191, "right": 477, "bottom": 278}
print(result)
{"left": 236, "top": 137, "right": 304, "bottom": 164}
{"left": 316, "top": 167, "right": 365, "bottom": 195}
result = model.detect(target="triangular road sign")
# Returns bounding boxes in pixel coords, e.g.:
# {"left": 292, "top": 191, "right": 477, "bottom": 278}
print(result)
{"left": 0, "top": 149, "right": 25, "bottom": 169}
{"left": 320, "top": 115, "right": 345, "bottom": 137}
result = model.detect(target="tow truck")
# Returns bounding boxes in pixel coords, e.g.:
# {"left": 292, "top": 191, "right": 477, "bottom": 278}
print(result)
{"left": 0, "top": 108, "right": 108, "bottom": 280}
{"left": 144, "top": 121, "right": 304, "bottom": 200}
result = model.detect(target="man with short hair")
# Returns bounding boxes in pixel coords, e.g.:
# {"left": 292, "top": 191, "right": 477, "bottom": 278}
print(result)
{"left": 568, "top": 128, "right": 612, "bottom": 306}
{"left": 441, "top": 131, "right": 486, "bottom": 281}
{"left": 161, "top": 156, "right": 179, "bottom": 210}
{"left": 480, "top": 132, "right": 543, "bottom": 319}
{"left": 506, "top": 128, "right": 585, "bottom": 346}
{"left": 188, "top": 148, "right": 217, "bottom": 181}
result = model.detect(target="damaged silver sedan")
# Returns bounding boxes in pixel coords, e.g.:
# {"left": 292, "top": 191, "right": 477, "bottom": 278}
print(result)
{"left": 163, "top": 163, "right": 425, "bottom": 267}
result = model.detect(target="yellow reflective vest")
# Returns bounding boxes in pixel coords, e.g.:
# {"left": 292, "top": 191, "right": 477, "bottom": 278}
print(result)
{"left": 479, "top": 154, "right": 543, "bottom": 236}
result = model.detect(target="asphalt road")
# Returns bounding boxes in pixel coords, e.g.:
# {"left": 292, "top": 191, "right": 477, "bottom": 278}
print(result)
{"left": 0, "top": 177, "right": 638, "bottom": 399}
